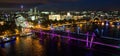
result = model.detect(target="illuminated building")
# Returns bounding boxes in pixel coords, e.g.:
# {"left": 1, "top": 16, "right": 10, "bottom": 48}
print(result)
{"left": 49, "top": 15, "right": 61, "bottom": 20}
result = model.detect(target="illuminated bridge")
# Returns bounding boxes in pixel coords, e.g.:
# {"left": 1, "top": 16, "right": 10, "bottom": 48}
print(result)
{"left": 32, "top": 29, "right": 120, "bottom": 52}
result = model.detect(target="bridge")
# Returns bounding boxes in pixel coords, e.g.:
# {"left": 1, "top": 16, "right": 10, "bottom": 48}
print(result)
{"left": 32, "top": 29, "right": 120, "bottom": 49}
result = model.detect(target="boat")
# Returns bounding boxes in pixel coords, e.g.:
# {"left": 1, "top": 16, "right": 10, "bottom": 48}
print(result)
{"left": 20, "top": 32, "right": 33, "bottom": 37}
{"left": 0, "top": 36, "right": 16, "bottom": 44}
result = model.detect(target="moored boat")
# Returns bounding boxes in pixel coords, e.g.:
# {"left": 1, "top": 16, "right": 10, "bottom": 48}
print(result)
{"left": 0, "top": 36, "right": 16, "bottom": 44}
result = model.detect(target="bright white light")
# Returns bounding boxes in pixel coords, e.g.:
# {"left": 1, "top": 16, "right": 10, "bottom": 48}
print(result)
{"left": 67, "top": 12, "right": 71, "bottom": 16}
{"left": 41, "top": 12, "right": 49, "bottom": 14}
{"left": 100, "top": 15, "right": 104, "bottom": 16}
{"left": 6, "top": 38, "right": 10, "bottom": 40}
{"left": 102, "top": 22, "right": 104, "bottom": 26}
{"left": 31, "top": 16, "right": 35, "bottom": 21}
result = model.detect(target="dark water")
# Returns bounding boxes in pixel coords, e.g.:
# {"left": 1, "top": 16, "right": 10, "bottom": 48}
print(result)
{"left": 0, "top": 35, "right": 119, "bottom": 56}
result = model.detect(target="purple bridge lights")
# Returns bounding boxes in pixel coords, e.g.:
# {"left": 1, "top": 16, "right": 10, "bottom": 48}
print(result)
{"left": 32, "top": 29, "right": 120, "bottom": 49}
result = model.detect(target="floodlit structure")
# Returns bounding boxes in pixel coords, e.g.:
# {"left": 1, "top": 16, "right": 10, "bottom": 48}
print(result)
{"left": 15, "top": 15, "right": 32, "bottom": 28}
{"left": 49, "top": 15, "right": 61, "bottom": 20}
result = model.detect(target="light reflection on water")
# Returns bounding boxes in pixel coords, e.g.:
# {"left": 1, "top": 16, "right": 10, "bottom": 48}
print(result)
{"left": 0, "top": 36, "right": 45, "bottom": 56}
{"left": 0, "top": 35, "right": 119, "bottom": 56}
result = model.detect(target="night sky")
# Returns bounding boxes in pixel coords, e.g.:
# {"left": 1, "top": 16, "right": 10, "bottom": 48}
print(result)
{"left": 0, "top": 0, "right": 120, "bottom": 10}
{"left": 0, "top": 0, "right": 77, "bottom": 3}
